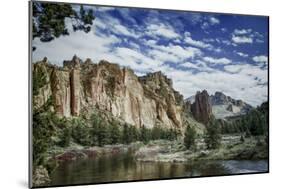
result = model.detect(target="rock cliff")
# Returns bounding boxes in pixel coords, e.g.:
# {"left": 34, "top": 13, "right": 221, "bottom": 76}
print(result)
{"left": 210, "top": 91, "right": 253, "bottom": 119}
{"left": 33, "top": 56, "right": 186, "bottom": 130}
{"left": 191, "top": 90, "right": 212, "bottom": 124}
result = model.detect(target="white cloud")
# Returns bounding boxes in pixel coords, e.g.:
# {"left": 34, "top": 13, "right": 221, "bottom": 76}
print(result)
{"left": 203, "top": 57, "right": 231, "bottom": 65}
{"left": 209, "top": 17, "right": 220, "bottom": 25}
{"left": 222, "top": 40, "right": 231, "bottom": 46}
{"left": 221, "top": 28, "right": 227, "bottom": 33}
{"left": 234, "top": 29, "right": 252, "bottom": 35}
{"left": 256, "top": 39, "right": 264, "bottom": 43}
{"left": 96, "top": 7, "right": 116, "bottom": 12}
{"left": 145, "top": 23, "right": 180, "bottom": 39}
{"left": 146, "top": 39, "right": 202, "bottom": 61}
{"left": 94, "top": 15, "right": 140, "bottom": 38}
{"left": 232, "top": 35, "right": 253, "bottom": 44}
{"left": 253, "top": 55, "right": 268, "bottom": 64}
{"left": 184, "top": 36, "right": 212, "bottom": 49}
{"left": 168, "top": 64, "right": 267, "bottom": 106}
{"left": 32, "top": 10, "right": 268, "bottom": 107}
{"left": 33, "top": 20, "right": 121, "bottom": 66}
{"left": 114, "top": 24, "right": 140, "bottom": 38}
{"left": 181, "top": 62, "right": 200, "bottom": 69}
{"left": 231, "top": 28, "right": 265, "bottom": 45}
{"left": 237, "top": 52, "right": 249, "bottom": 58}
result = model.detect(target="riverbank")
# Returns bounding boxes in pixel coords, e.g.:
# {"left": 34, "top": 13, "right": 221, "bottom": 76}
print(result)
{"left": 135, "top": 135, "right": 268, "bottom": 162}
{"left": 32, "top": 135, "right": 268, "bottom": 186}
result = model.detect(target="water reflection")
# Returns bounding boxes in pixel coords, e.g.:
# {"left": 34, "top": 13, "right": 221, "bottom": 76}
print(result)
{"left": 49, "top": 152, "right": 268, "bottom": 186}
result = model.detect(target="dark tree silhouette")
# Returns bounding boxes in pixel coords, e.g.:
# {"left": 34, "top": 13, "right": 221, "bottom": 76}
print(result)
{"left": 32, "top": 2, "right": 95, "bottom": 49}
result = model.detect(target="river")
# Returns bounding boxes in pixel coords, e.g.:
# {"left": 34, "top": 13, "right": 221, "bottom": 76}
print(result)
{"left": 48, "top": 151, "right": 268, "bottom": 187}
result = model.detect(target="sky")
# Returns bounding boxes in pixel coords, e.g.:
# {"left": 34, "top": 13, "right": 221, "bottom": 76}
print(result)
{"left": 32, "top": 4, "right": 269, "bottom": 107}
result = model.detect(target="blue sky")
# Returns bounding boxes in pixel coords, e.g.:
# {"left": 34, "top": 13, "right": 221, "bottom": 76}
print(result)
{"left": 32, "top": 4, "right": 268, "bottom": 107}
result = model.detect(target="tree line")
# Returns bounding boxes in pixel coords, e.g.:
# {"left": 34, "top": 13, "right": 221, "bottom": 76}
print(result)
{"left": 58, "top": 113, "right": 180, "bottom": 148}
{"left": 220, "top": 102, "right": 268, "bottom": 137}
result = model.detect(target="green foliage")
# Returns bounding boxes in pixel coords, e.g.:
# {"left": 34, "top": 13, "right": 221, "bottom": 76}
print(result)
{"left": 97, "top": 123, "right": 110, "bottom": 146}
{"left": 122, "top": 123, "right": 131, "bottom": 144}
{"left": 33, "top": 66, "right": 48, "bottom": 96}
{"left": 109, "top": 121, "right": 121, "bottom": 144}
{"left": 184, "top": 125, "right": 197, "bottom": 150}
{"left": 220, "top": 102, "right": 268, "bottom": 137}
{"left": 129, "top": 125, "right": 139, "bottom": 143}
{"left": 71, "top": 118, "right": 91, "bottom": 146}
{"left": 33, "top": 95, "right": 58, "bottom": 169}
{"left": 58, "top": 126, "right": 71, "bottom": 147}
{"left": 32, "top": 2, "right": 95, "bottom": 43}
{"left": 140, "top": 125, "right": 151, "bottom": 144}
{"left": 204, "top": 118, "right": 222, "bottom": 149}
{"left": 152, "top": 125, "right": 161, "bottom": 140}
{"left": 240, "top": 135, "right": 245, "bottom": 143}
{"left": 90, "top": 113, "right": 101, "bottom": 146}
{"left": 33, "top": 110, "right": 57, "bottom": 166}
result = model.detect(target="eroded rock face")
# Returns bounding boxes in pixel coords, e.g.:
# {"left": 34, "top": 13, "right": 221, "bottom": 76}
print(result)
{"left": 210, "top": 91, "right": 253, "bottom": 119}
{"left": 33, "top": 56, "right": 186, "bottom": 130}
{"left": 191, "top": 90, "right": 212, "bottom": 124}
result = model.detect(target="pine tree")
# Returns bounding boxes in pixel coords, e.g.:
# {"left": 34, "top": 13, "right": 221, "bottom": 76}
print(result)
{"left": 184, "top": 125, "right": 197, "bottom": 150}
{"left": 122, "top": 123, "right": 130, "bottom": 144}
{"left": 152, "top": 126, "right": 161, "bottom": 140}
{"left": 204, "top": 118, "right": 222, "bottom": 149}
{"left": 140, "top": 125, "right": 150, "bottom": 144}
{"left": 110, "top": 122, "right": 121, "bottom": 144}
{"left": 129, "top": 126, "right": 139, "bottom": 142}
{"left": 90, "top": 113, "right": 100, "bottom": 146}
{"left": 59, "top": 126, "right": 71, "bottom": 147}
{"left": 98, "top": 123, "right": 110, "bottom": 146}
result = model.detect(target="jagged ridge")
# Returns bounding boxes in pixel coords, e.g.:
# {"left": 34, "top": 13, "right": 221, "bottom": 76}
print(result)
{"left": 33, "top": 56, "right": 187, "bottom": 132}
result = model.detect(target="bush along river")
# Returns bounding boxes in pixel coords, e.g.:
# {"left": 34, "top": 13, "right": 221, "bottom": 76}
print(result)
{"left": 41, "top": 137, "right": 268, "bottom": 187}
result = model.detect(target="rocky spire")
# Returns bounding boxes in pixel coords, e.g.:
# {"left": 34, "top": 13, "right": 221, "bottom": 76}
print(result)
{"left": 191, "top": 90, "right": 212, "bottom": 124}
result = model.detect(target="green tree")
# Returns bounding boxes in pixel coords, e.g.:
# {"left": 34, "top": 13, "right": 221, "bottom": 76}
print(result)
{"left": 32, "top": 2, "right": 95, "bottom": 46}
{"left": 90, "top": 113, "right": 101, "bottom": 146}
{"left": 109, "top": 121, "right": 121, "bottom": 144}
{"left": 184, "top": 125, "right": 197, "bottom": 150}
{"left": 122, "top": 123, "right": 130, "bottom": 144}
{"left": 59, "top": 126, "right": 71, "bottom": 147}
{"left": 129, "top": 125, "right": 139, "bottom": 143}
{"left": 152, "top": 126, "right": 161, "bottom": 140}
{"left": 204, "top": 119, "right": 222, "bottom": 149}
{"left": 140, "top": 125, "right": 151, "bottom": 144}
{"left": 33, "top": 111, "right": 56, "bottom": 166}
{"left": 71, "top": 119, "right": 91, "bottom": 146}
{"left": 98, "top": 123, "right": 110, "bottom": 146}
{"left": 32, "top": 96, "right": 57, "bottom": 167}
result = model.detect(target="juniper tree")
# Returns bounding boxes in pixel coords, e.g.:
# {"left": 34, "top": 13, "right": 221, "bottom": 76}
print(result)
{"left": 204, "top": 118, "right": 222, "bottom": 149}
{"left": 184, "top": 125, "right": 197, "bottom": 150}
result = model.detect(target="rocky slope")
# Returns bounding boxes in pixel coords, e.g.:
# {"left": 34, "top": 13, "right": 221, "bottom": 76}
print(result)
{"left": 33, "top": 56, "right": 188, "bottom": 131}
{"left": 210, "top": 91, "right": 252, "bottom": 119}
{"left": 186, "top": 91, "right": 253, "bottom": 120}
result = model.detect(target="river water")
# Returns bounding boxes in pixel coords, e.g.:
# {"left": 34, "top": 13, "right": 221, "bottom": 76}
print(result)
{"left": 49, "top": 152, "right": 268, "bottom": 186}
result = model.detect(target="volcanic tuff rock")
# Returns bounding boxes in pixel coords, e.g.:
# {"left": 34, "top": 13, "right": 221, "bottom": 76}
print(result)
{"left": 191, "top": 90, "right": 213, "bottom": 125}
{"left": 33, "top": 56, "right": 187, "bottom": 130}
{"left": 210, "top": 91, "right": 252, "bottom": 119}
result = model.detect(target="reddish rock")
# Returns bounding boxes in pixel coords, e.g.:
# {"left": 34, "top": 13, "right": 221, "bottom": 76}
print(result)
{"left": 191, "top": 90, "right": 212, "bottom": 125}
{"left": 70, "top": 68, "right": 80, "bottom": 116}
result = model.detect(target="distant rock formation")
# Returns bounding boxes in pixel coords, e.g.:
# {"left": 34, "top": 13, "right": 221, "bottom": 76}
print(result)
{"left": 191, "top": 90, "right": 212, "bottom": 124}
{"left": 210, "top": 91, "right": 252, "bottom": 119}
